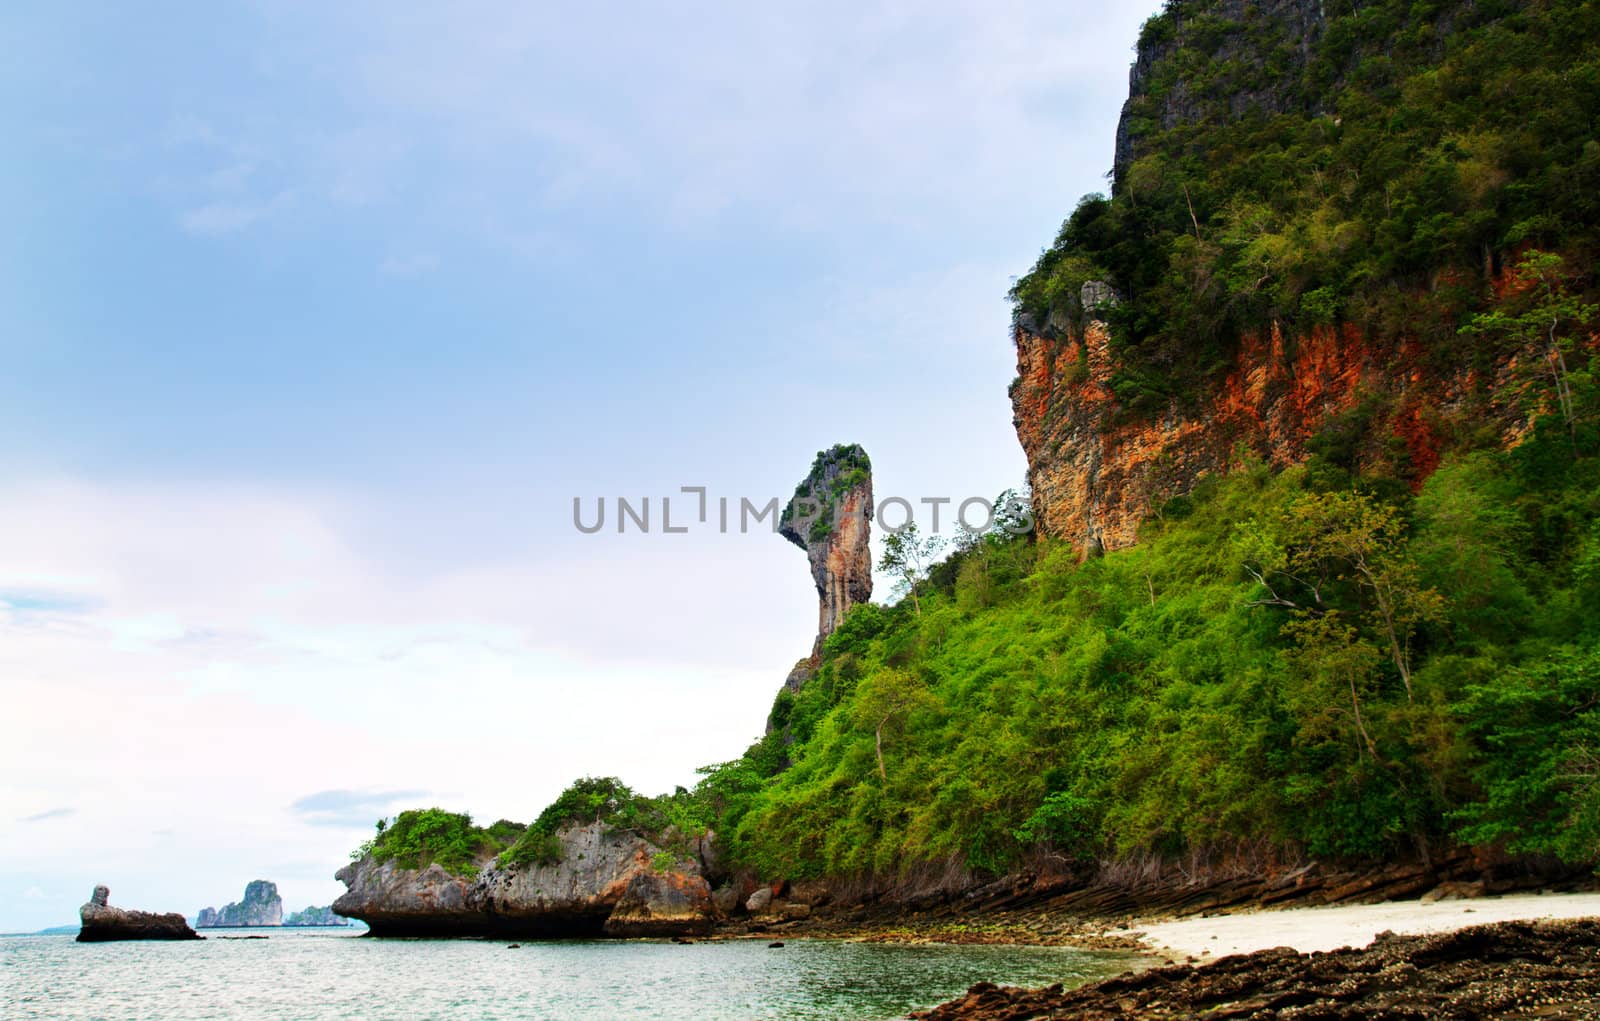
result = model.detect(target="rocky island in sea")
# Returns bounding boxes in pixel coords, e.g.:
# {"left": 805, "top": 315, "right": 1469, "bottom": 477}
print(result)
{"left": 197, "top": 879, "right": 283, "bottom": 928}
{"left": 77, "top": 885, "right": 200, "bottom": 942}
{"left": 334, "top": 813, "right": 722, "bottom": 938}
{"left": 282, "top": 905, "right": 348, "bottom": 926}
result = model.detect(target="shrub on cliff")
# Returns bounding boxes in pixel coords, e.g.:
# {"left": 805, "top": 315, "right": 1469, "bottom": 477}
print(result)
{"left": 364, "top": 809, "right": 507, "bottom": 878}
{"left": 496, "top": 777, "right": 700, "bottom": 868}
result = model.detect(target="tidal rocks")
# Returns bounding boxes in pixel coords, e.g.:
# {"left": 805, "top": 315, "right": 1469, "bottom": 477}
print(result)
{"left": 333, "top": 821, "right": 716, "bottom": 938}
{"left": 77, "top": 885, "right": 200, "bottom": 942}
{"left": 912, "top": 919, "right": 1600, "bottom": 1020}
{"left": 197, "top": 879, "right": 284, "bottom": 927}
{"left": 778, "top": 443, "right": 873, "bottom": 671}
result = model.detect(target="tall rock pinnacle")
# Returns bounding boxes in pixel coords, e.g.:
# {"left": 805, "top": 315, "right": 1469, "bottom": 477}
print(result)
{"left": 778, "top": 444, "right": 873, "bottom": 679}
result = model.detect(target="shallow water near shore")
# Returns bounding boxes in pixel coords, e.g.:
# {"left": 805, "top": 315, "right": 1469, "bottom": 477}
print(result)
{"left": 3, "top": 927, "right": 1144, "bottom": 1020}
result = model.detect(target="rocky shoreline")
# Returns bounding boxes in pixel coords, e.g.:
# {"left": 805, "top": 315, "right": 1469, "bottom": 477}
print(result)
{"left": 698, "top": 852, "right": 1594, "bottom": 950}
{"left": 911, "top": 918, "right": 1600, "bottom": 1019}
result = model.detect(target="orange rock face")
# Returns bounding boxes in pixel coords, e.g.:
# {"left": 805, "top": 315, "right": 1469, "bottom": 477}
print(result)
{"left": 1012, "top": 315, "right": 1535, "bottom": 553}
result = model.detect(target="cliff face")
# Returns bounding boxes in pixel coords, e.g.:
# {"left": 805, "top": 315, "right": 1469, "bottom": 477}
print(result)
{"left": 198, "top": 879, "right": 283, "bottom": 927}
{"left": 778, "top": 444, "right": 873, "bottom": 676}
{"left": 1113, "top": 0, "right": 1327, "bottom": 187}
{"left": 332, "top": 821, "right": 716, "bottom": 938}
{"left": 1012, "top": 0, "right": 1578, "bottom": 550}
{"left": 1013, "top": 291, "right": 1534, "bottom": 552}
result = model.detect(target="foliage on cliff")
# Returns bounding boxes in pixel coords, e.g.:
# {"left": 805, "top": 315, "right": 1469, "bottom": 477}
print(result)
{"left": 494, "top": 777, "right": 706, "bottom": 867}
{"left": 689, "top": 379, "right": 1600, "bottom": 879}
{"left": 781, "top": 444, "right": 872, "bottom": 544}
{"left": 1011, "top": 0, "right": 1600, "bottom": 412}
{"left": 358, "top": 809, "right": 524, "bottom": 878}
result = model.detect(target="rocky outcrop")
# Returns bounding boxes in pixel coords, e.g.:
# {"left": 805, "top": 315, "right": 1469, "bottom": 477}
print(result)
{"left": 1012, "top": 302, "right": 1534, "bottom": 553}
{"left": 77, "top": 885, "right": 200, "bottom": 942}
{"left": 914, "top": 919, "right": 1600, "bottom": 1020}
{"left": 777, "top": 444, "right": 873, "bottom": 685}
{"left": 197, "top": 879, "right": 283, "bottom": 927}
{"left": 283, "top": 905, "right": 348, "bottom": 926}
{"left": 332, "top": 821, "right": 715, "bottom": 938}
{"left": 1112, "top": 0, "right": 1328, "bottom": 189}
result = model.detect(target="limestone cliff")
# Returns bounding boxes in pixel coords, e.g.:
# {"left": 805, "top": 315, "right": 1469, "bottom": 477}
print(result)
{"left": 1112, "top": 0, "right": 1328, "bottom": 188}
{"left": 1012, "top": 295, "right": 1538, "bottom": 552}
{"left": 777, "top": 444, "right": 873, "bottom": 689}
{"left": 332, "top": 821, "right": 716, "bottom": 938}
{"left": 197, "top": 879, "right": 283, "bottom": 927}
{"left": 1011, "top": 0, "right": 1573, "bottom": 551}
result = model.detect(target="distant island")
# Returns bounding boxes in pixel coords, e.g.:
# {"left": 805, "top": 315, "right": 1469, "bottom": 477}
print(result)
{"left": 283, "top": 905, "right": 347, "bottom": 927}
{"left": 197, "top": 880, "right": 350, "bottom": 928}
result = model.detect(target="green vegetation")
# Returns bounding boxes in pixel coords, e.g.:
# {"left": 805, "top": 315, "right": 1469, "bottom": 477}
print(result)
{"left": 358, "top": 809, "right": 522, "bottom": 878}
{"left": 349, "top": 6, "right": 1600, "bottom": 894}
{"left": 782, "top": 444, "right": 873, "bottom": 545}
{"left": 1012, "top": 0, "right": 1600, "bottom": 412}
{"left": 352, "top": 780, "right": 714, "bottom": 873}
{"left": 496, "top": 777, "right": 707, "bottom": 868}
{"left": 682, "top": 376, "right": 1600, "bottom": 879}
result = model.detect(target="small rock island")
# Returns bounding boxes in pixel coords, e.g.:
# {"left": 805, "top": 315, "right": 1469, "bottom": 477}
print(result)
{"left": 283, "top": 905, "right": 348, "bottom": 926}
{"left": 197, "top": 879, "right": 283, "bottom": 928}
{"left": 334, "top": 816, "right": 717, "bottom": 938}
{"left": 77, "top": 885, "right": 200, "bottom": 942}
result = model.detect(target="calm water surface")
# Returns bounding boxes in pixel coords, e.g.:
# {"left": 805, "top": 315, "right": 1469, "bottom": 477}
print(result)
{"left": 3, "top": 927, "right": 1145, "bottom": 1020}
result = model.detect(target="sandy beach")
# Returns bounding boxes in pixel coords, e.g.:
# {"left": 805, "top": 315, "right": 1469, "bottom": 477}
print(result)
{"left": 1130, "top": 890, "right": 1600, "bottom": 958}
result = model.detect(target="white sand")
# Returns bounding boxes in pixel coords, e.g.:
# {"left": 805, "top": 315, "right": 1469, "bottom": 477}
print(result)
{"left": 1129, "top": 892, "right": 1600, "bottom": 959}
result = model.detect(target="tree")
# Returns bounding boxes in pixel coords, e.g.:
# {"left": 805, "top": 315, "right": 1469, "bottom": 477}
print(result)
{"left": 878, "top": 521, "right": 945, "bottom": 617}
{"left": 1461, "top": 250, "right": 1598, "bottom": 449}
{"left": 851, "top": 668, "right": 938, "bottom": 783}
{"left": 1243, "top": 491, "right": 1444, "bottom": 703}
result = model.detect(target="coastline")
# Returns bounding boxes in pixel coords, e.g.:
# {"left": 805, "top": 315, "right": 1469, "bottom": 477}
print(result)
{"left": 860, "top": 890, "right": 1600, "bottom": 1018}
{"left": 1129, "top": 889, "right": 1600, "bottom": 959}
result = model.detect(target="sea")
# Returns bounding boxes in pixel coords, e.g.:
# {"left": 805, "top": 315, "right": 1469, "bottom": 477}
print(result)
{"left": 2, "top": 927, "right": 1144, "bottom": 1020}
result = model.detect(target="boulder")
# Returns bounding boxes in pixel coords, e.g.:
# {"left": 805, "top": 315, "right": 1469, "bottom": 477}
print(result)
{"left": 787, "top": 879, "right": 832, "bottom": 907}
{"left": 77, "top": 885, "right": 201, "bottom": 942}
{"left": 333, "top": 821, "right": 714, "bottom": 938}
{"left": 711, "top": 885, "right": 742, "bottom": 916}
{"left": 745, "top": 887, "right": 774, "bottom": 914}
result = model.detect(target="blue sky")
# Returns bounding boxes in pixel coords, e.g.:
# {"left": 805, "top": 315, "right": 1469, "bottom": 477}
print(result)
{"left": 0, "top": 0, "right": 1156, "bottom": 931}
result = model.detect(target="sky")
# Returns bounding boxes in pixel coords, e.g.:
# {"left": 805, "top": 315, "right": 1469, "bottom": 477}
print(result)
{"left": 0, "top": 0, "right": 1158, "bottom": 932}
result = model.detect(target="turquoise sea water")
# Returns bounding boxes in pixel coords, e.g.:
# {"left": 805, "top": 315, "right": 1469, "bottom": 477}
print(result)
{"left": 3, "top": 927, "right": 1144, "bottom": 1020}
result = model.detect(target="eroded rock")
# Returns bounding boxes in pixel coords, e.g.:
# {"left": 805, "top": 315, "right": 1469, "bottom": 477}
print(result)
{"left": 332, "top": 821, "right": 714, "bottom": 938}
{"left": 778, "top": 444, "right": 873, "bottom": 668}
{"left": 77, "top": 885, "right": 200, "bottom": 942}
